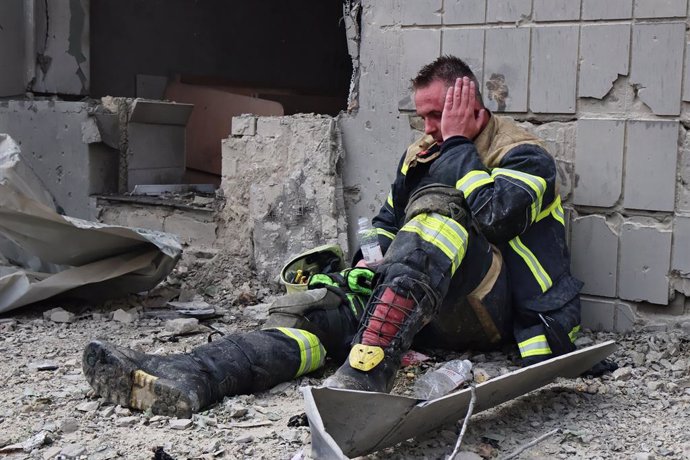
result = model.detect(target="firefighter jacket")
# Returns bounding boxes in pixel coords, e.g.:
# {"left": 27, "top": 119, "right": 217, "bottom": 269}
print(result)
{"left": 371, "top": 114, "right": 582, "bottom": 362}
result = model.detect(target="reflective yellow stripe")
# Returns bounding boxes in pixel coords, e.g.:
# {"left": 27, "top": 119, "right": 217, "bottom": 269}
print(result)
{"left": 275, "top": 327, "right": 325, "bottom": 377}
{"left": 401, "top": 162, "right": 410, "bottom": 176}
{"left": 376, "top": 227, "right": 396, "bottom": 241}
{"left": 509, "top": 236, "right": 553, "bottom": 292}
{"left": 552, "top": 201, "right": 565, "bottom": 226}
{"left": 386, "top": 191, "right": 393, "bottom": 208}
{"left": 536, "top": 196, "right": 566, "bottom": 227}
{"left": 518, "top": 334, "right": 551, "bottom": 357}
{"left": 518, "top": 325, "right": 580, "bottom": 358}
{"left": 492, "top": 168, "right": 546, "bottom": 222}
{"left": 537, "top": 195, "right": 560, "bottom": 222}
{"left": 400, "top": 213, "right": 468, "bottom": 274}
{"left": 456, "top": 170, "right": 493, "bottom": 198}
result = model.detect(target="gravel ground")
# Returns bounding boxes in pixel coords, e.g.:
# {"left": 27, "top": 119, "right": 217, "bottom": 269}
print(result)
{"left": 0, "top": 287, "right": 689, "bottom": 460}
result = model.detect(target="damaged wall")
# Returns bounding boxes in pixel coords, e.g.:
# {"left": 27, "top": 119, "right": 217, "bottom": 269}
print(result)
{"left": 220, "top": 115, "right": 348, "bottom": 283}
{"left": 339, "top": 0, "right": 690, "bottom": 329}
{"left": 0, "top": 100, "right": 117, "bottom": 219}
{"left": 33, "top": 0, "right": 90, "bottom": 95}
{"left": 0, "top": 0, "right": 90, "bottom": 97}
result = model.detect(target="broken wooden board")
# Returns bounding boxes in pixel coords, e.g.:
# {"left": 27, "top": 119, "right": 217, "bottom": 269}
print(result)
{"left": 302, "top": 341, "right": 617, "bottom": 459}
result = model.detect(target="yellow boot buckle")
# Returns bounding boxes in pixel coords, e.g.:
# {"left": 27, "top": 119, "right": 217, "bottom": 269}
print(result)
{"left": 349, "top": 344, "right": 385, "bottom": 371}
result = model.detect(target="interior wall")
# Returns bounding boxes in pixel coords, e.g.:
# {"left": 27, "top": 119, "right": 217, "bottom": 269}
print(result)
{"left": 90, "top": 0, "right": 352, "bottom": 103}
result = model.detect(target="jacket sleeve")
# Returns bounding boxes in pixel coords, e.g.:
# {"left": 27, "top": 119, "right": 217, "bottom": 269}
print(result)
{"left": 370, "top": 152, "right": 407, "bottom": 255}
{"left": 427, "top": 135, "right": 558, "bottom": 245}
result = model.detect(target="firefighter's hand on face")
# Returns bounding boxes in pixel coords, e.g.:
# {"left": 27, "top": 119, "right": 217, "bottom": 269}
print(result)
{"left": 441, "top": 77, "right": 488, "bottom": 142}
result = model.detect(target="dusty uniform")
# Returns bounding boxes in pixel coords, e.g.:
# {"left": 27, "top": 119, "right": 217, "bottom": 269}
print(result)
{"left": 373, "top": 115, "right": 581, "bottom": 363}
{"left": 82, "top": 115, "right": 581, "bottom": 417}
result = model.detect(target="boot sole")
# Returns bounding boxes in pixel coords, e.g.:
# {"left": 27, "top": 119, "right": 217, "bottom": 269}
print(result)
{"left": 82, "top": 340, "right": 194, "bottom": 418}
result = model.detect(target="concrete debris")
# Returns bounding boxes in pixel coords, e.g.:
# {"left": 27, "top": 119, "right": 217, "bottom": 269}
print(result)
{"left": 76, "top": 401, "right": 100, "bottom": 412}
{"left": 1, "top": 291, "right": 689, "bottom": 459}
{"left": 612, "top": 367, "right": 633, "bottom": 381}
{"left": 169, "top": 418, "right": 193, "bottom": 430}
{"left": 0, "top": 431, "right": 50, "bottom": 453}
{"left": 112, "top": 309, "right": 138, "bottom": 324}
{"left": 115, "top": 416, "right": 139, "bottom": 427}
{"left": 60, "top": 417, "right": 79, "bottom": 434}
{"left": 28, "top": 360, "right": 59, "bottom": 371}
{"left": 164, "top": 318, "right": 200, "bottom": 335}
{"left": 60, "top": 443, "right": 87, "bottom": 459}
{"left": 45, "top": 307, "right": 76, "bottom": 324}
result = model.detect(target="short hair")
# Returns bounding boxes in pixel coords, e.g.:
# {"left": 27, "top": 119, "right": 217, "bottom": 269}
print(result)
{"left": 412, "top": 55, "right": 483, "bottom": 102}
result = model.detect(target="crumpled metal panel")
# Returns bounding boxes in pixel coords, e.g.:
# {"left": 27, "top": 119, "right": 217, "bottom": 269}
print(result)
{"left": 303, "top": 341, "right": 617, "bottom": 458}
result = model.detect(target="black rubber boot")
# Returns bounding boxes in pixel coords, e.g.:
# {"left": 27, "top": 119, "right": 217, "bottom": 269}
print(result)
{"left": 83, "top": 329, "right": 310, "bottom": 418}
{"left": 83, "top": 337, "right": 254, "bottom": 418}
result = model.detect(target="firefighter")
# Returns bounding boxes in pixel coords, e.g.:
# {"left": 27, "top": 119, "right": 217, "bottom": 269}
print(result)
{"left": 82, "top": 55, "right": 581, "bottom": 417}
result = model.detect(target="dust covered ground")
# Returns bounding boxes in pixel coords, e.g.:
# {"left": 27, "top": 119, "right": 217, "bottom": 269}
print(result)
{"left": 1, "top": 263, "right": 689, "bottom": 460}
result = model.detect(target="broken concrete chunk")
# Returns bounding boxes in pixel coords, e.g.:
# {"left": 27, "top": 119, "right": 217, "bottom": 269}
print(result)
{"left": 115, "top": 416, "right": 139, "bottom": 427}
{"left": 112, "top": 308, "right": 138, "bottom": 324}
{"left": 60, "top": 417, "right": 79, "bottom": 434}
{"left": 28, "top": 361, "right": 59, "bottom": 371}
{"left": 60, "top": 443, "right": 87, "bottom": 459}
{"left": 76, "top": 401, "right": 99, "bottom": 412}
{"left": 169, "top": 418, "right": 193, "bottom": 430}
{"left": 44, "top": 308, "right": 75, "bottom": 323}
{"left": 164, "top": 318, "right": 199, "bottom": 335}
{"left": 612, "top": 367, "right": 633, "bottom": 381}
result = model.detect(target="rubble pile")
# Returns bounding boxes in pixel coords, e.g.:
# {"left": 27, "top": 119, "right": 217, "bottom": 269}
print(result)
{"left": 0, "top": 289, "right": 688, "bottom": 459}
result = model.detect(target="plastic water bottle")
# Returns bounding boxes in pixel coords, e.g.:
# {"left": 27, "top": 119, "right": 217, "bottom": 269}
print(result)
{"left": 413, "top": 359, "right": 473, "bottom": 400}
{"left": 357, "top": 217, "right": 383, "bottom": 265}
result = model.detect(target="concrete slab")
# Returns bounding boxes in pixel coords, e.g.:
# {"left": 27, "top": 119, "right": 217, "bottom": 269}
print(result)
{"left": 0, "top": 101, "right": 117, "bottom": 219}
{"left": 127, "top": 124, "right": 185, "bottom": 170}
{"left": 487, "top": 0, "right": 532, "bottom": 22}
{"left": 533, "top": 0, "right": 581, "bottom": 21}
{"left": 401, "top": 0, "right": 442, "bottom": 25}
{"left": 530, "top": 26, "right": 579, "bottom": 114}
{"left": 484, "top": 27, "right": 530, "bottom": 112}
{"left": 442, "top": 29, "right": 485, "bottom": 85}
{"left": 444, "top": 0, "right": 486, "bottom": 25}
{"left": 578, "top": 24, "right": 631, "bottom": 99}
{"left": 619, "top": 219, "right": 672, "bottom": 305}
{"left": 623, "top": 120, "right": 678, "bottom": 212}
{"left": 672, "top": 216, "right": 690, "bottom": 275}
{"left": 580, "top": 297, "right": 615, "bottom": 331}
{"left": 634, "top": 0, "right": 687, "bottom": 18}
{"left": 582, "top": 0, "right": 633, "bottom": 19}
{"left": 221, "top": 115, "right": 348, "bottom": 281}
{"left": 573, "top": 118, "right": 625, "bottom": 207}
{"left": 571, "top": 215, "right": 619, "bottom": 297}
{"left": 630, "top": 23, "right": 685, "bottom": 116}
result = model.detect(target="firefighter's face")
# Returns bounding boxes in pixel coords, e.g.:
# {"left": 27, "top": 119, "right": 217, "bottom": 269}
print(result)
{"left": 414, "top": 79, "right": 447, "bottom": 145}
